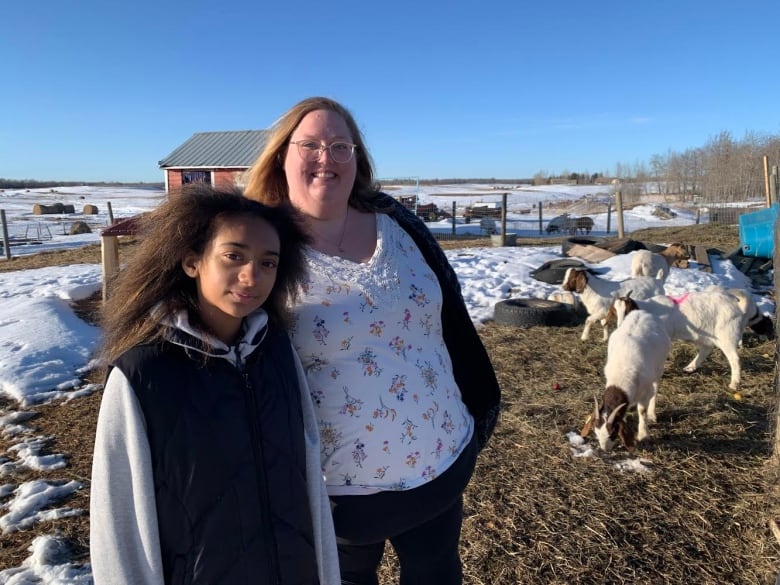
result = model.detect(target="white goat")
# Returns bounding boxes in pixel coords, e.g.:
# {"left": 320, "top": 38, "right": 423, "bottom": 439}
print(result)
{"left": 629, "top": 243, "right": 690, "bottom": 282}
{"left": 611, "top": 289, "right": 745, "bottom": 390}
{"left": 561, "top": 267, "right": 666, "bottom": 341}
{"left": 580, "top": 309, "right": 672, "bottom": 452}
{"left": 706, "top": 285, "right": 775, "bottom": 340}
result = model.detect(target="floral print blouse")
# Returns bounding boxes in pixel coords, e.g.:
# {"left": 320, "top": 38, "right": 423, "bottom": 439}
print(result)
{"left": 291, "top": 213, "right": 474, "bottom": 495}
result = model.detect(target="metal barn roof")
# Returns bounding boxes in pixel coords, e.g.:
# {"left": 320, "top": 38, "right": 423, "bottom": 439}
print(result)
{"left": 158, "top": 130, "right": 268, "bottom": 168}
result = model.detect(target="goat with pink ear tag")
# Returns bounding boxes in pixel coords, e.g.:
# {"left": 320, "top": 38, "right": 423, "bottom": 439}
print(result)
{"left": 612, "top": 285, "right": 754, "bottom": 391}
{"left": 581, "top": 308, "right": 671, "bottom": 452}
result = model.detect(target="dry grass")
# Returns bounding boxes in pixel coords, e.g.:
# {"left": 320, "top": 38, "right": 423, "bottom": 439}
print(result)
{"left": 454, "top": 324, "right": 778, "bottom": 584}
{"left": 2, "top": 225, "right": 779, "bottom": 584}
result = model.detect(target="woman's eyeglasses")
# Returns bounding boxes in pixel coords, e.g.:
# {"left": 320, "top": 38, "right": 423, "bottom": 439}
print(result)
{"left": 289, "top": 140, "right": 357, "bottom": 163}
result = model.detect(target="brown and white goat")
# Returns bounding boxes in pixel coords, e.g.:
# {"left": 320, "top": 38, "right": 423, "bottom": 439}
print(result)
{"left": 561, "top": 267, "right": 666, "bottom": 341}
{"left": 580, "top": 308, "right": 672, "bottom": 452}
{"left": 629, "top": 243, "right": 690, "bottom": 282}
{"left": 612, "top": 288, "right": 746, "bottom": 390}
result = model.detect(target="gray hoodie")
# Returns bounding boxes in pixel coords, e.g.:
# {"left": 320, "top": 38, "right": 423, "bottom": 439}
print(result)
{"left": 89, "top": 309, "right": 340, "bottom": 584}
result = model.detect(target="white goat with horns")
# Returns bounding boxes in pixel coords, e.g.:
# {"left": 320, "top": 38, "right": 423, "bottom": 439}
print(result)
{"left": 580, "top": 308, "right": 672, "bottom": 452}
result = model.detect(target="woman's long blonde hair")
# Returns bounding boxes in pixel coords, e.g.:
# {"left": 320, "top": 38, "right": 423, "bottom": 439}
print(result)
{"left": 244, "top": 96, "right": 382, "bottom": 212}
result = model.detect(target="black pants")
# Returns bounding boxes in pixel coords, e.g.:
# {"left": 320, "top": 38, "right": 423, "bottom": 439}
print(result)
{"left": 330, "top": 433, "right": 477, "bottom": 585}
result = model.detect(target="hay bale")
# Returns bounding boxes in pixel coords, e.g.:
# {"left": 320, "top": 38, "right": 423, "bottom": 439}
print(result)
{"left": 69, "top": 221, "right": 92, "bottom": 235}
{"left": 32, "top": 203, "right": 76, "bottom": 215}
{"left": 83, "top": 204, "right": 99, "bottom": 215}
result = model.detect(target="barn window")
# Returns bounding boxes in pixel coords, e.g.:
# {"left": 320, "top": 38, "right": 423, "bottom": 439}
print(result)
{"left": 182, "top": 171, "right": 210, "bottom": 184}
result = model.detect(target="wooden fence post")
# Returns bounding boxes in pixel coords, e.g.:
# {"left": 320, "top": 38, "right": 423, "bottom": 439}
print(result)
{"left": 101, "top": 235, "right": 119, "bottom": 301}
{"left": 451, "top": 201, "right": 456, "bottom": 236}
{"left": 500, "top": 193, "right": 508, "bottom": 245}
{"left": 764, "top": 155, "right": 771, "bottom": 207}
{"left": 538, "top": 201, "right": 543, "bottom": 234}
{"left": 99, "top": 215, "right": 144, "bottom": 301}
{"left": 615, "top": 191, "right": 625, "bottom": 239}
{"left": 1, "top": 210, "right": 10, "bottom": 260}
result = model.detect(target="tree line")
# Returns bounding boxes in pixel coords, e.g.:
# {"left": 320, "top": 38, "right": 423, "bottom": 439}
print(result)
{"left": 640, "top": 130, "right": 780, "bottom": 202}
{"left": 6, "top": 128, "right": 779, "bottom": 203}
{"left": 0, "top": 179, "right": 163, "bottom": 190}
{"left": 531, "top": 130, "right": 780, "bottom": 203}
{"left": 602, "top": 130, "right": 779, "bottom": 203}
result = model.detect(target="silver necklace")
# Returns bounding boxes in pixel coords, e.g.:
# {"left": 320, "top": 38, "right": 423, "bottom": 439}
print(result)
{"left": 335, "top": 206, "right": 349, "bottom": 253}
{"left": 313, "top": 206, "right": 350, "bottom": 254}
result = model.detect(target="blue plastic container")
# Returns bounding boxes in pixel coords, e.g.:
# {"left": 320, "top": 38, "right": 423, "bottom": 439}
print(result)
{"left": 739, "top": 203, "right": 778, "bottom": 258}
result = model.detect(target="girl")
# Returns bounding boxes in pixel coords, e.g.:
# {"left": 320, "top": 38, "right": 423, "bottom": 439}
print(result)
{"left": 90, "top": 184, "right": 339, "bottom": 584}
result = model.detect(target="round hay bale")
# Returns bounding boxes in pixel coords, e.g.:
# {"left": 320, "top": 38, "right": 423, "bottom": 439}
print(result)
{"left": 33, "top": 202, "right": 75, "bottom": 214}
{"left": 70, "top": 221, "right": 92, "bottom": 235}
{"left": 83, "top": 204, "right": 99, "bottom": 215}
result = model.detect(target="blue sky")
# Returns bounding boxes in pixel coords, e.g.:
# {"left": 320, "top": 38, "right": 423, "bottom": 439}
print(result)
{"left": 2, "top": 0, "right": 778, "bottom": 183}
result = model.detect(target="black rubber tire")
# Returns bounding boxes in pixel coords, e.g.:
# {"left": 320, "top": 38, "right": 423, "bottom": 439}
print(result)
{"left": 561, "top": 236, "right": 608, "bottom": 255}
{"left": 640, "top": 241, "right": 666, "bottom": 253}
{"left": 493, "top": 298, "right": 576, "bottom": 328}
{"left": 529, "top": 258, "right": 586, "bottom": 284}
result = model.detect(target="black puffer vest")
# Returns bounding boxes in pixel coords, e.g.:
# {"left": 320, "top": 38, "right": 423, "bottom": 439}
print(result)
{"left": 113, "top": 325, "right": 319, "bottom": 585}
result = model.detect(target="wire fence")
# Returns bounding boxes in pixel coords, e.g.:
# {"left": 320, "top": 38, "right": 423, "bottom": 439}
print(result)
{"left": 411, "top": 196, "right": 770, "bottom": 243}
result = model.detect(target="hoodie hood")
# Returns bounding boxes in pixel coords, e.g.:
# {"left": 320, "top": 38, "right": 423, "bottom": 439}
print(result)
{"left": 162, "top": 309, "right": 270, "bottom": 365}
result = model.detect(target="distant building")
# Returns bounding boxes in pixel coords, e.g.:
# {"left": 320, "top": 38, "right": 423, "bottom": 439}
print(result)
{"left": 158, "top": 130, "right": 268, "bottom": 192}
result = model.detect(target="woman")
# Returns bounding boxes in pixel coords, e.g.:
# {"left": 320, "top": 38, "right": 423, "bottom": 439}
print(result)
{"left": 244, "top": 97, "right": 500, "bottom": 585}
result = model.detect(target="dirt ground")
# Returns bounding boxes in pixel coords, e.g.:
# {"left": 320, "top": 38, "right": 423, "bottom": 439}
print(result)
{"left": 1, "top": 224, "right": 779, "bottom": 584}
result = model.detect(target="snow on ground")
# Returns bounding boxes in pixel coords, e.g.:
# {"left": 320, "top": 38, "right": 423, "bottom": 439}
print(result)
{"left": 0, "top": 184, "right": 774, "bottom": 581}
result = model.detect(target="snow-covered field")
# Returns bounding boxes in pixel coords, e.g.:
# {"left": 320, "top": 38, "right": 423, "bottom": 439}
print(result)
{"left": 0, "top": 182, "right": 725, "bottom": 257}
{"left": 0, "top": 183, "right": 774, "bottom": 581}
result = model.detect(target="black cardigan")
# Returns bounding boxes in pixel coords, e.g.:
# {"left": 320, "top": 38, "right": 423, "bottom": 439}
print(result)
{"left": 377, "top": 193, "right": 501, "bottom": 451}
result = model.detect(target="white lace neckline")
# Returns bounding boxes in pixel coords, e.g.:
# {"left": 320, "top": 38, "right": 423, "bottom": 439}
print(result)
{"left": 305, "top": 213, "right": 403, "bottom": 303}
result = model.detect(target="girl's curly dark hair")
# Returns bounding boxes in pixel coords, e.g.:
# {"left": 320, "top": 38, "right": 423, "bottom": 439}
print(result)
{"left": 99, "top": 183, "right": 310, "bottom": 365}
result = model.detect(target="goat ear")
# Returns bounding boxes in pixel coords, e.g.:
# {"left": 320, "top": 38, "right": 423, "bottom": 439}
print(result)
{"left": 618, "top": 420, "right": 635, "bottom": 451}
{"left": 580, "top": 415, "right": 593, "bottom": 438}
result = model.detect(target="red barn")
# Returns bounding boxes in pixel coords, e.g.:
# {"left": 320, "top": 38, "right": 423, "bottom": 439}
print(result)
{"left": 158, "top": 130, "right": 268, "bottom": 192}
